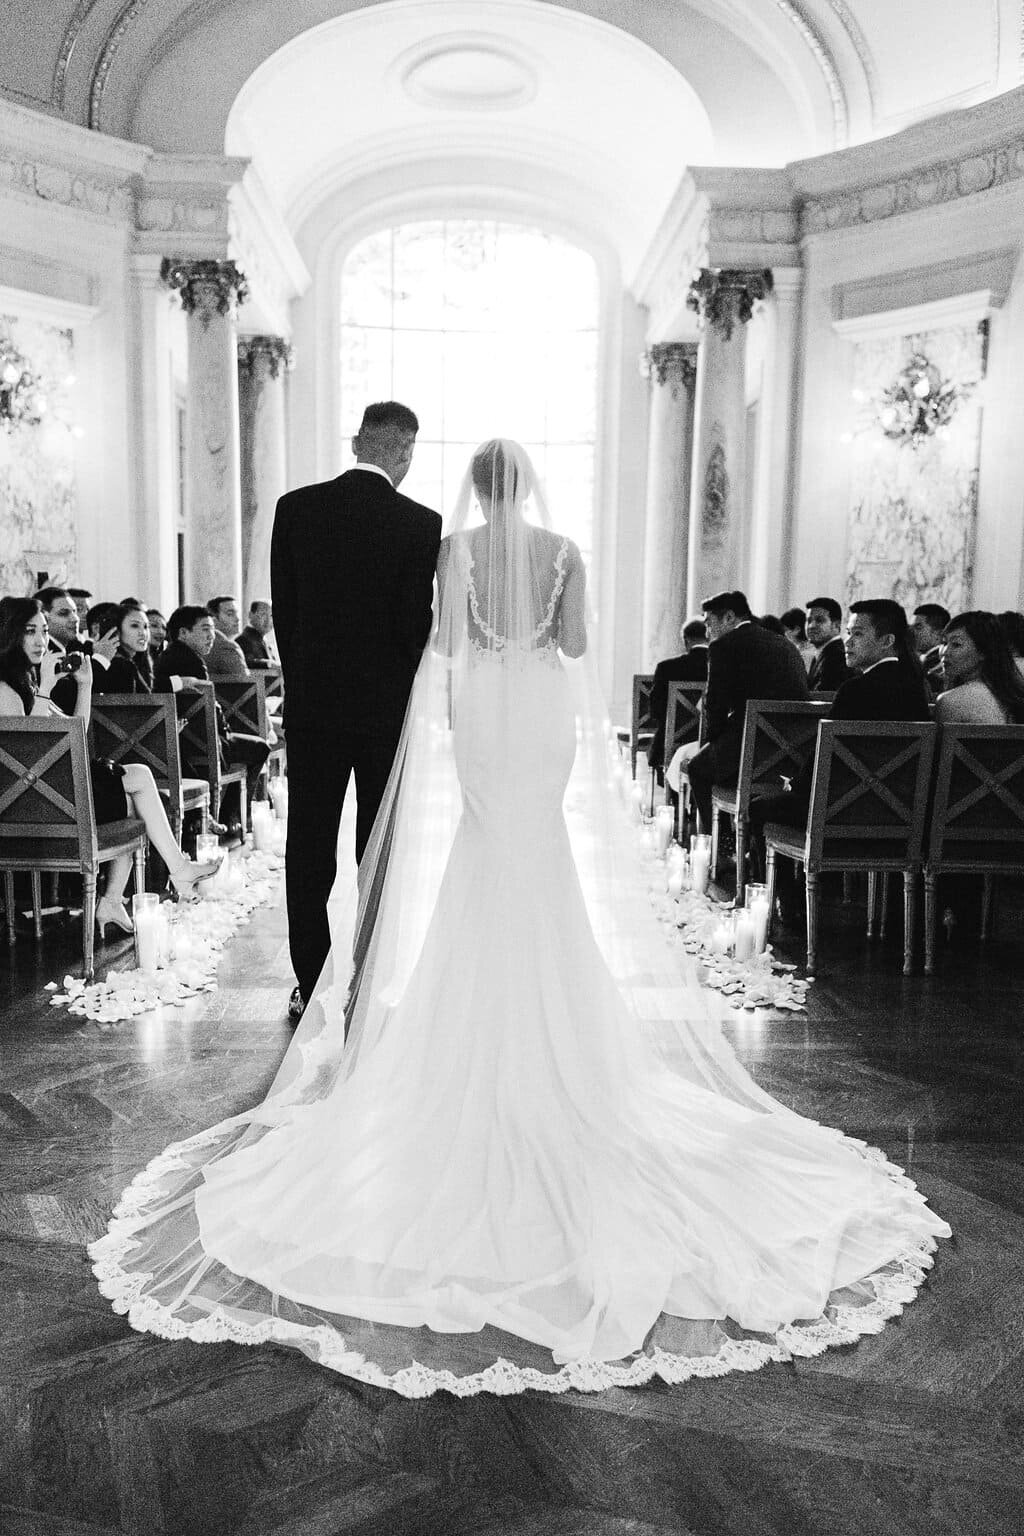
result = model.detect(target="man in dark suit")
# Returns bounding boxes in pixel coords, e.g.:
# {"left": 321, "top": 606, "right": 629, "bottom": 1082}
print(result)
{"left": 236, "top": 601, "right": 275, "bottom": 670}
{"left": 749, "top": 599, "right": 932, "bottom": 879}
{"left": 647, "top": 617, "right": 708, "bottom": 779}
{"left": 271, "top": 400, "right": 442, "bottom": 1020}
{"left": 684, "top": 590, "right": 809, "bottom": 832}
{"left": 912, "top": 602, "right": 950, "bottom": 695}
{"left": 805, "top": 596, "right": 851, "bottom": 692}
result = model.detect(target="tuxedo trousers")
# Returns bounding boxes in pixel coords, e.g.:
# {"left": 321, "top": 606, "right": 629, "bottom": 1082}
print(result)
{"left": 284, "top": 709, "right": 405, "bottom": 1003}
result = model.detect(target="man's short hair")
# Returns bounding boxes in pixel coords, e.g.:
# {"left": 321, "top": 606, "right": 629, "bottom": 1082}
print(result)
{"left": 67, "top": 586, "right": 92, "bottom": 600}
{"left": 249, "top": 599, "right": 270, "bottom": 615}
{"left": 682, "top": 618, "right": 707, "bottom": 646}
{"left": 701, "top": 590, "right": 752, "bottom": 621}
{"left": 207, "top": 595, "right": 235, "bottom": 617}
{"left": 33, "top": 585, "right": 72, "bottom": 611}
{"left": 913, "top": 602, "right": 951, "bottom": 631}
{"left": 806, "top": 596, "right": 842, "bottom": 625}
{"left": 850, "top": 599, "right": 908, "bottom": 642}
{"left": 167, "top": 604, "right": 211, "bottom": 640}
{"left": 85, "top": 601, "right": 121, "bottom": 637}
{"left": 358, "top": 401, "right": 419, "bottom": 437}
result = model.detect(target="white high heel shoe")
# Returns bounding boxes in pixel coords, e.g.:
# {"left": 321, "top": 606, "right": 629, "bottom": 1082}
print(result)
{"left": 170, "top": 859, "right": 221, "bottom": 901}
{"left": 95, "top": 895, "right": 133, "bottom": 938}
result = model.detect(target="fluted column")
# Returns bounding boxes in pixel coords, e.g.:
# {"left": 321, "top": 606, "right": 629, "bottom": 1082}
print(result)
{"left": 640, "top": 342, "right": 698, "bottom": 665}
{"left": 686, "top": 269, "right": 773, "bottom": 612}
{"left": 161, "top": 258, "right": 247, "bottom": 603}
{"left": 238, "top": 335, "right": 292, "bottom": 603}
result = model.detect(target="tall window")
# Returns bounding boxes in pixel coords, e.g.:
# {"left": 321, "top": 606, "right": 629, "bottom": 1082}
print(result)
{"left": 340, "top": 221, "right": 599, "bottom": 564}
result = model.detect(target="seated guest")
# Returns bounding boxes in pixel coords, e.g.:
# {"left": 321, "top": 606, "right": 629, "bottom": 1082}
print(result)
{"left": 0, "top": 598, "right": 218, "bottom": 931}
{"left": 155, "top": 605, "right": 269, "bottom": 812}
{"left": 912, "top": 602, "right": 951, "bottom": 694}
{"left": 236, "top": 600, "right": 275, "bottom": 670}
{"left": 147, "top": 608, "right": 167, "bottom": 659}
{"left": 936, "top": 611, "right": 1024, "bottom": 724}
{"left": 750, "top": 598, "right": 931, "bottom": 859}
{"left": 206, "top": 595, "right": 249, "bottom": 676}
{"left": 998, "top": 611, "right": 1024, "bottom": 678}
{"left": 683, "top": 590, "right": 809, "bottom": 833}
{"left": 46, "top": 593, "right": 120, "bottom": 710}
{"left": 34, "top": 585, "right": 86, "bottom": 657}
{"left": 93, "top": 600, "right": 155, "bottom": 693}
{"left": 805, "top": 596, "right": 852, "bottom": 691}
{"left": 781, "top": 607, "right": 815, "bottom": 670}
{"left": 647, "top": 617, "right": 708, "bottom": 780}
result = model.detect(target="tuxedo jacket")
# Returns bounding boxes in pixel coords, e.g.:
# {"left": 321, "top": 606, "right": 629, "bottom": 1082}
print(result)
{"left": 236, "top": 626, "right": 271, "bottom": 670}
{"left": 702, "top": 621, "right": 809, "bottom": 775}
{"left": 829, "top": 658, "right": 932, "bottom": 723}
{"left": 648, "top": 648, "right": 708, "bottom": 769}
{"left": 271, "top": 468, "right": 441, "bottom": 732}
{"left": 207, "top": 631, "right": 248, "bottom": 678}
{"left": 807, "top": 636, "right": 851, "bottom": 692}
{"left": 93, "top": 649, "right": 152, "bottom": 694}
{"left": 153, "top": 639, "right": 232, "bottom": 763}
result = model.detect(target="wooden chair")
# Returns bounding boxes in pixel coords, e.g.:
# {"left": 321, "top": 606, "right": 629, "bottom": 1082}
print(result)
{"left": 764, "top": 720, "right": 938, "bottom": 975}
{"left": 615, "top": 673, "right": 656, "bottom": 780}
{"left": 922, "top": 723, "right": 1024, "bottom": 973}
{"left": 710, "top": 699, "right": 830, "bottom": 904}
{"left": 88, "top": 693, "right": 210, "bottom": 847}
{"left": 211, "top": 674, "right": 285, "bottom": 781}
{"left": 662, "top": 681, "right": 704, "bottom": 831}
{"left": 177, "top": 682, "right": 248, "bottom": 836}
{"left": 0, "top": 717, "right": 147, "bottom": 980}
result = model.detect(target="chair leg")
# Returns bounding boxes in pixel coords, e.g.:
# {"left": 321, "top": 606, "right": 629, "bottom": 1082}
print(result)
{"left": 30, "top": 871, "right": 43, "bottom": 940}
{"left": 765, "top": 846, "right": 777, "bottom": 940}
{"left": 866, "top": 871, "right": 877, "bottom": 938}
{"left": 842, "top": 872, "right": 853, "bottom": 905}
{"left": 3, "top": 872, "right": 15, "bottom": 945}
{"left": 82, "top": 872, "right": 97, "bottom": 982}
{"left": 734, "top": 814, "right": 748, "bottom": 906}
{"left": 902, "top": 869, "right": 915, "bottom": 976}
{"left": 133, "top": 845, "right": 147, "bottom": 901}
{"left": 805, "top": 869, "right": 818, "bottom": 973}
{"left": 238, "top": 781, "right": 249, "bottom": 840}
{"left": 923, "top": 869, "right": 937, "bottom": 975}
{"left": 980, "top": 874, "right": 994, "bottom": 941}
{"left": 879, "top": 872, "right": 891, "bottom": 939}
{"left": 710, "top": 806, "right": 720, "bottom": 879}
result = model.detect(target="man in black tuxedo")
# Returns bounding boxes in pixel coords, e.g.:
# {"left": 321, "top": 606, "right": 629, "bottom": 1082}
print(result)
{"left": 749, "top": 599, "right": 932, "bottom": 875}
{"left": 647, "top": 617, "right": 708, "bottom": 780}
{"left": 805, "top": 596, "right": 851, "bottom": 692}
{"left": 271, "top": 401, "right": 442, "bottom": 1019}
{"left": 912, "top": 602, "right": 950, "bottom": 696}
{"left": 685, "top": 591, "right": 809, "bottom": 832}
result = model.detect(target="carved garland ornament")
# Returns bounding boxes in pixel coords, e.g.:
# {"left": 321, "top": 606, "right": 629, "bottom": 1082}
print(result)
{"left": 160, "top": 259, "right": 249, "bottom": 326}
{"left": 687, "top": 269, "right": 774, "bottom": 342}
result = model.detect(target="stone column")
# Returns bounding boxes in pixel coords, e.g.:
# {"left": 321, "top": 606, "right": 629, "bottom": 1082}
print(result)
{"left": 238, "top": 335, "right": 292, "bottom": 603}
{"left": 640, "top": 342, "right": 698, "bottom": 665}
{"left": 161, "top": 258, "right": 248, "bottom": 603}
{"left": 686, "top": 269, "right": 773, "bottom": 612}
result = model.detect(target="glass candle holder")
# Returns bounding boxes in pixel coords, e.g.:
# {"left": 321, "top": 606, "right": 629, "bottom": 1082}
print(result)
{"left": 132, "top": 892, "right": 161, "bottom": 974}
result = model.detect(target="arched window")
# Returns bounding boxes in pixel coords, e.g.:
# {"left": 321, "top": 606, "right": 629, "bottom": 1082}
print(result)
{"left": 340, "top": 220, "right": 599, "bottom": 563}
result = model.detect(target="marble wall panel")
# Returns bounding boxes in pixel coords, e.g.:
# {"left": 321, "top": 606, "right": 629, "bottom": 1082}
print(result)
{"left": 0, "top": 314, "right": 78, "bottom": 596}
{"left": 845, "top": 321, "right": 985, "bottom": 614}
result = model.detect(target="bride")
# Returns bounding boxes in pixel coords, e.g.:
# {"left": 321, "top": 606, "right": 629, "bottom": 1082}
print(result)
{"left": 90, "top": 439, "right": 950, "bottom": 1396}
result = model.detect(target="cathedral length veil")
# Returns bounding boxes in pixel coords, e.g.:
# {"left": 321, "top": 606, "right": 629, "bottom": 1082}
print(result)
{"left": 89, "top": 440, "right": 950, "bottom": 1397}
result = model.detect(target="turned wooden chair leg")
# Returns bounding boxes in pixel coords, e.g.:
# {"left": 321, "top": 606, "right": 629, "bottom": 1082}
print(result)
{"left": 842, "top": 872, "right": 853, "bottom": 905}
{"left": 923, "top": 868, "right": 937, "bottom": 974}
{"left": 866, "top": 871, "right": 877, "bottom": 938}
{"left": 82, "top": 870, "right": 98, "bottom": 982}
{"left": 30, "top": 870, "right": 43, "bottom": 939}
{"left": 4, "top": 871, "right": 16, "bottom": 945}
{"left": 734, "top": 815, "right": 748, "bottom": 906}
{"left": 805, "top": 867, "right": 818, "bottom": 973}
{"left": 902, "top": 868, "right": 915, "bottom": 975}
{"left": 133, "top": 845, "right": 147, "bottom": 901}
{"left": 710, "top": 806, "right": 721, "bottom": 880}
{"left": 879, "top": 872, "right": 891, "bottom": 939}
{"left": 765, "top": 845, "right": 778, "bottom": 940}
{"left": 980, "top": 874, "right": 995, "bottom": 941}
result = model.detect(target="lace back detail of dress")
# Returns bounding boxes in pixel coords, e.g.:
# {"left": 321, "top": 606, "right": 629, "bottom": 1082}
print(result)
{"left": 466, "top": 535, "right": 569, "bottom": 662}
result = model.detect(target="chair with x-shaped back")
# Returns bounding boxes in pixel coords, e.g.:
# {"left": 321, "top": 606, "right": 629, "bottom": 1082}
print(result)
{"left": 88, "top": 693, "right": 210, "bottom": 847}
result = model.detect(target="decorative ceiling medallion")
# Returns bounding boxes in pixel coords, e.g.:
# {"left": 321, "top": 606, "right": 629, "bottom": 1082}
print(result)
{"left": 397, "top": 34, "right": 538, "bottom": 111}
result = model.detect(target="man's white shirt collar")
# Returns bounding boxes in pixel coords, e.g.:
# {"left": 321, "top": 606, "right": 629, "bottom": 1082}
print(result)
{"left": 862, "top": 655, "right": 898, "bottom": 673}
{"left": 353, "top": 462, "right": 394, "bottom": 487}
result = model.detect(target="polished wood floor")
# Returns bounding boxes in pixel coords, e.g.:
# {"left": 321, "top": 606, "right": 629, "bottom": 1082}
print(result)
{"left": 1, "top": 870, "right": 1023, "bottom": 1535}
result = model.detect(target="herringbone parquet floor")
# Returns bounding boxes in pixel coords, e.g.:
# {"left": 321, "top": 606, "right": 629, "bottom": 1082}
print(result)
{"left": 2, "top": 873, "right": 1022, "bottom": 1536}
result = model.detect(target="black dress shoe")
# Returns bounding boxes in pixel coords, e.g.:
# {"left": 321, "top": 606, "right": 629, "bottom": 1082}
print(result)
{"left": 287, "top": 986, "right": 305, "bottom": 1024}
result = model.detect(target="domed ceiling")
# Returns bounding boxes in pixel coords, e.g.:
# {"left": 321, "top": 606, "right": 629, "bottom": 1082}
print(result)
{"left": 3, "top": 0, "right": 1022, "bottom": 278}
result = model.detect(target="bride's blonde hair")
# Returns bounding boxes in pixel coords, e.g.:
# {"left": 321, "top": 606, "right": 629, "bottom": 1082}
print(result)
{"left": 471, "top": 439, "right": 529, "bottom": 507}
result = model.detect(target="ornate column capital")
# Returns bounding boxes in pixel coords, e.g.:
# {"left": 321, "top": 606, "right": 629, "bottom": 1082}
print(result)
{"left": 238, "top": 334, "right": 295, "bottom": 379}
{"left": 160, "top": 258, "right": 249, "bottom": 328}
{"left": 686, "top": 268, "right": 774, "bottom": 342}
{"left": 640, "top": 342, "right": 698, "bottom": 390}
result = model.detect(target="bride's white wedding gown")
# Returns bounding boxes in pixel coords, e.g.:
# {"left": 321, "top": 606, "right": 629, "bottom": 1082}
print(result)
{"left": 90, "top": 528, "right": 950, "bottom": 1397}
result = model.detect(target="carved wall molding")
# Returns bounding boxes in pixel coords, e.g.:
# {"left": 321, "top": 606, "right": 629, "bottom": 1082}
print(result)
{"left": 640, "top": 342, "right": 697, "bottom": 391}
{"left": 769, "top": 0, "right": 848, "bottom": 146}
{"left": 0, "top": 148, "right": 134, "bottom": 221}
{"left": 802, "top": 133, "right": 1024, "bottom": 234}
{"left": 161, "top": 258, "right": 248, "bottom": 325}
{"left": 824, "top": 0, "right": 878, "bottom": 113}
{"left": 89, "top": 0, "right": 156, "bottom": 131}
{"left": 238, "top": 335, "right": 294, "bottom": 378}
{"left": 54, "top": 0, "right": 102, "bottom": 111}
